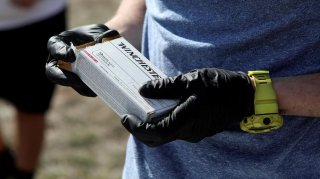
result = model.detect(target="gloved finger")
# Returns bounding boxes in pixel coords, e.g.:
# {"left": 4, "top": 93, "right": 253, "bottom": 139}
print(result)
{"left": 95, "top": 29, "right": 120, "bottom": 43}
{"left": 139, "top": 70, "right": 206, "bottom": 99}
{"left": 121, "top": 114, "right": 177, "bottom": 147}
{"left": 121, "top": 95, "right": 199, "bottom": 146}
{"left": 47, "top": 35, "right": 76, "bottom": 63}
{"left": 45, "top": 58, "right": 78, "bottom": 86}
{"left": 138, "top": 75, "right": 188, "bottom": 99}
{"left": 60, "top": 24, "right": 109, "bottom": 46}
{"left": 167, "top": 95, "right": 204, "bottom": 141}
{"left": 45, "top": 59, "right": 97, "bottom": 97}
{"left": 70, "top": 24, "right": 109, "bottom": 39}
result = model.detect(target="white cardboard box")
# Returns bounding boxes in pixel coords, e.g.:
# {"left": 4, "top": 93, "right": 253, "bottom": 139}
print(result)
{"left": 66, "top": 37, "right": 178, "bottom": 122}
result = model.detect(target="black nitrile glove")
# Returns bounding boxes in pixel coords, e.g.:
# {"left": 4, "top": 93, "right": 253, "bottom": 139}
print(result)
{"left": 121, "top": 68, "right": 255, "bottom": 147}
{"left": 46, "top": 24, "right": 118, "bottom": 97}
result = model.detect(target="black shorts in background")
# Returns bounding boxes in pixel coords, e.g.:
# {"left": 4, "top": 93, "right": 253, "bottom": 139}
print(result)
{"left": 0, "top": 8, "right": 67, "bottom": 113}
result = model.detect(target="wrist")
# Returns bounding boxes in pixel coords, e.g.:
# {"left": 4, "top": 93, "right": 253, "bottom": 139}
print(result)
{"left": 105, "top": 19, "right": 143, "bottom": 50}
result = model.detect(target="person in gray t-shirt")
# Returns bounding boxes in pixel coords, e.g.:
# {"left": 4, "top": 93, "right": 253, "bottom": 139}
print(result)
{"left": 46, "top": 0, "right": 320, "bottom": 178}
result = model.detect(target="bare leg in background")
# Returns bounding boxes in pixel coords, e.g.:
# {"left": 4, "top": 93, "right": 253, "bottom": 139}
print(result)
{"left": 15, "top": 109, "right": 46, "bottom": 172}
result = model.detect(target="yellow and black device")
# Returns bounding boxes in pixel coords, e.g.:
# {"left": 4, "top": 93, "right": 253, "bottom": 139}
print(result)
{"left": 240, "top": 70, "right": 283, "bottom": 133}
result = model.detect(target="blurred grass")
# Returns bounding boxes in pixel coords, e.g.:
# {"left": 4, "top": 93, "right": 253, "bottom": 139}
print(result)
{"left": 38, "top": 85, "right": 129, "bottom": 179}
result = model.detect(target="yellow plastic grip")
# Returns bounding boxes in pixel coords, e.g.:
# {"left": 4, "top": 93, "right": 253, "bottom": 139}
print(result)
{"left": 240, "top": 70, "right": 283, "bottom": 133}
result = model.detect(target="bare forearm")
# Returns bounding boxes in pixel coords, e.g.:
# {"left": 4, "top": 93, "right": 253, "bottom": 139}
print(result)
{"left": 105, "top": 0, "right": 146, "bottom": 50}
{"left": 272, "top": 73, "right": 320, "bottom": 117}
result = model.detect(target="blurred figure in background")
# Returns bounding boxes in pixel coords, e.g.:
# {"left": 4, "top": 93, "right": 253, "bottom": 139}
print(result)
{"left": 0, "top": 0, "right": 67, "bottom": 178}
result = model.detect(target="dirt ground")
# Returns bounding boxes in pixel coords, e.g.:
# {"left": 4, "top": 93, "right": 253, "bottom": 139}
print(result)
{"left": 0, "top": 0, "right": 130, "bottom": 179}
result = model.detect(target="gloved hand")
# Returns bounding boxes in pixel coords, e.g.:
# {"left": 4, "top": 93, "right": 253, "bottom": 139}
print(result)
{"left": 46, "top": 24, "right": 118, "bottom": 97}
{"left": 121, "top": 68, "right": 255, "bottom": 147}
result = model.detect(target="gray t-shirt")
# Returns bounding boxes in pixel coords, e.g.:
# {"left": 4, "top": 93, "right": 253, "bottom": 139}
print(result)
{"left": 123, "top": 1, "right": 320, "bottom": 178}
